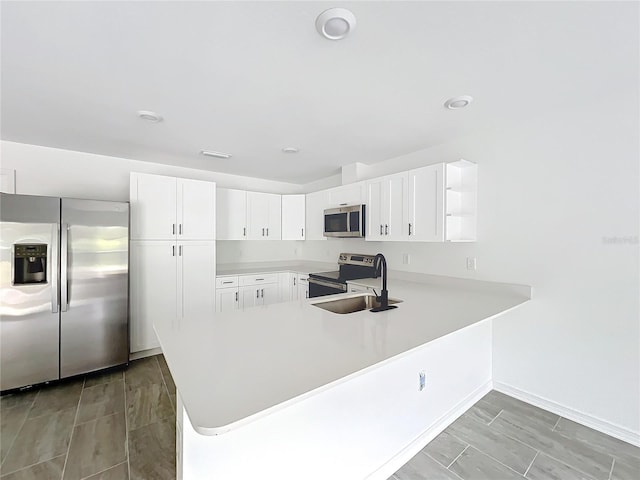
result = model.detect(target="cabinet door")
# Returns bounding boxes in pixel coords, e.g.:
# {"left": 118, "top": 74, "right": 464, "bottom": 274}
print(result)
{"left": 216, "top": 288, "right": 239, "bottom": 313}
{"left": 240, "top": 285, "right": 260, "bottom": 309}
{"left": 130, "top": 173, "right": 177, "bottom": 240}
{"left": 260, "top": 284, "right": 280, "bottom": 306}
{"left": 278, "top": 272, "right": 292, "bottom": 302}
{"left": 246, "top": 192, "right": 269, "bottom": 240}
{"left": 217, "top": 188, "right": 247, "bottom": 240}
{"left": 385, "top": 173, "right": 408, "bottom": 241}
{"left": 178, "top": 179, "right": 216, "bottom": 240}
{"left": 130, "top": 241, "right": 177, "bottom": 352}
{"left": 178, "top": 241, "right": 215, "bottom": 320}
{"left": 328, "top": 182, "right": 365, "bottom": 207}
{"left": 297, "top": 274, "right": 309, "bottom": 299}
{"left": 281, "top": 195, "right": 305, "bottom": 240}
{"left": 408, "top": 164, "right": 445, "bottom": 242}
{"left": 265, "top": 194, "right": 282, "bottom": 240}
{"left": 366, "top": 179, "right": 384, "bottom": 240}
{"left": 305, "top": 191, "right": 329, "bottom": 241}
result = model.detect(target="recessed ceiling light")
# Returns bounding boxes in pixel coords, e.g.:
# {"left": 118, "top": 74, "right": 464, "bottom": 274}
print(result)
{"left": 137, "top": 110, "right": 163, "bottom": 122}
{"left": 282, "top": 147, "right": 299, "bottom": 154}
{"left": 316, "top": 8, "right": 356, "bottom": 40}
{"left": 200, "top": 150, "right": 232, "bottom": 159}
{"left": 444, "top": 96, "right": 473, "bottom": 110}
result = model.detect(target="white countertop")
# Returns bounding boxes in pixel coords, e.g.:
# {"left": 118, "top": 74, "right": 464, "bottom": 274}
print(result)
{"left": 154, "top": 273, "right": 531, "bottom": 436}
{"left": 216, "top": 260, "right": 336, "bottom": 276}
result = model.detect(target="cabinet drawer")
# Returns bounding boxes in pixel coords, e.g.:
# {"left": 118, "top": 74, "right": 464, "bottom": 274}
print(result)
{"left": 216, "top": 276, "right": 239, "bottom": 289}
{"left": 239, "top": 274, "right": 279, "bottom": 286}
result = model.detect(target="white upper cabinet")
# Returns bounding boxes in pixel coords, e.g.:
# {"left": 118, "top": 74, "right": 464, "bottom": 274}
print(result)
{"left": 365, "top": 173, "right": 408, "bottom": 241}
{"left": 408, "top": 164, "right": 445, "bottom": 242}
{"left": 247, "top": 192, "right": 281, "bottom": 240}
{"left": 305, "top": 190, "right": 329, "bottom": 241}
{"left": 444, "top": 160, "right": 478, "bottom": 242}
{"left": 281, "top": 195, "right": 305, "bottom": 240}
{"left": 178, "top": 179, "right": 216, "bottom": 240}
{"left": 327, "top": 182, "right": 366, "bottom": 207}
{"left": 407, "top": 160, "right": 477, "bottom": 242}
{"left": 130, "top": 172, "right": 215, "bottom": 241}
{"left": 130, "top": 173, "right": 177, "bottom": 240}
{"left": 217, "top": 188, "right": 248, "bottom": 240}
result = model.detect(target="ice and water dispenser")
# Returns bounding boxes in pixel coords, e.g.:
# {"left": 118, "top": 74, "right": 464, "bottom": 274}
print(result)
{"left": 13, "top": 244, "right": 47, "bottom": 284}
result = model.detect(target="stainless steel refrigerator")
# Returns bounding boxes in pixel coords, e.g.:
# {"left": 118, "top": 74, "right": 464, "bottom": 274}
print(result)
{"left": 0, "top": 193, "right": 129, "bottom": 391}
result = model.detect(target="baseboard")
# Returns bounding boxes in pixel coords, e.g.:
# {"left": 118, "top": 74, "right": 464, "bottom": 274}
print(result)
{"left": 493, "top": 381, "right": 640, "bottom": 448}
{"left": 130, "top": 346, "right": 163, "bottom": 361}
{"left": 367, "top": 380, "right": 493, "bottom": 480}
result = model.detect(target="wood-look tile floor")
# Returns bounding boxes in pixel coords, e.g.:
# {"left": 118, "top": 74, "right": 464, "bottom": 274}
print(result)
{"left": 0, "top": 355, "right": 175, "bottom": 480}
{"left": 391, "top": 390, "right": 640, "bottom": 480}
{"left": 1, "top": 356, "right": 638, "bottom": 480}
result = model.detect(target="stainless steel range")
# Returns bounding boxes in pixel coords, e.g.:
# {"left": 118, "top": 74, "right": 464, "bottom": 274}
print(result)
{"left": 308, "top": 253, "right": 378, "bottom": 298}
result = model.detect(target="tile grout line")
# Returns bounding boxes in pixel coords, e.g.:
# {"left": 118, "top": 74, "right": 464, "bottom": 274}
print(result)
{"left": 156, "top": 355, "right": 174, "bottom": 410}
{"left": 497, "top": 428, "right": 606, "bottom": 480}
{"left": 462, "top": 444, "right": 531, "bottom": 478}
{"left": 60, "top": 377, "right": 85, "bottom": 480}
{"left": 78, "top": 460, "right": 128, "bottom": 480}
{"left": 608, "top": 458, "right": 615, "bottom": 480}
{"left": 446, "top": 444, "right": 469, "bottom": 469}
{"left": 487, "top": 408, "right": 503, "bottom": 426}
{"left": 124, "top": 363, "right": 131, "bottom": 480}
{"left": 0, "top": 455, "right": 68, "bottom": 478}
{"left": 0, "top": 388, "right": 40, "bottom": 470}
{"left": 421, "top": 451, "right": 466, "bottom": 480}
{"left": 523, "top": 450, "right": 540, "bottom": 478}
{"left": 552, "top": 416, "right": 561, "bottom": 431}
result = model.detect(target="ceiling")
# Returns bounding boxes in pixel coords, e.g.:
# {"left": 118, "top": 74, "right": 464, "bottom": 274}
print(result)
{"left": 1, "top": 1, "right": 637, "bottom": 184}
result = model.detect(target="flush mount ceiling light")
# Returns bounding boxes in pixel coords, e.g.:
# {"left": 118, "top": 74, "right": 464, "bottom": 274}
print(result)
{"left": 444, "top": 96, "right": 474, "bottom": 110}
{"left": 315, "top": 8, "right": 356, "bottom": 40}
{"left": 200, "top": 150, "right": 232, "bottom": 159}
{"left": 282, "top": 147, "right": 299, "bottom": 154}
{"left": 137, "top": 110, "right": 163, "bottom": 122}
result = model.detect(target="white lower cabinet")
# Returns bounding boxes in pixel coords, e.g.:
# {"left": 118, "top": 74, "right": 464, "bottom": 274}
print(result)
{"left": 130, "top": 240, "right": 215, "bottom": 353}
{"left": 297, "top": 274, "right": 309, "bottom": 300}
{"left": 216, "top": 287, "right": 239, "bottom": 313}
{"left": 216, "top": 271, "right": 309, "bottom": 312}
{"left": 240, "top": 283, "right": 279, "bottom": 308}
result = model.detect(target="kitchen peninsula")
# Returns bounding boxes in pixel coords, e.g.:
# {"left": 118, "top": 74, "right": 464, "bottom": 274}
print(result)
{"left": 154, "top": 273, "right": 531, "bottom": 480}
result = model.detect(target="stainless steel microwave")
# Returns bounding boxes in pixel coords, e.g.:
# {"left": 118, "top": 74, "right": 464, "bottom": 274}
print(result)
{"left": 323, "top": 205, "right": 366, "bottom": 238}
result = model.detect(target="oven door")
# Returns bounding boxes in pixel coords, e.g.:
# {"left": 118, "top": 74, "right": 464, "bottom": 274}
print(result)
{"left": 308, "top": 278, "right": 347, "bottom": 298}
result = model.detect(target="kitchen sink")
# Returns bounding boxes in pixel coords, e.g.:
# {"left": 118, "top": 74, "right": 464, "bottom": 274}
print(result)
{"left": 312, "top": 294, "right": 402, "bottom": 314}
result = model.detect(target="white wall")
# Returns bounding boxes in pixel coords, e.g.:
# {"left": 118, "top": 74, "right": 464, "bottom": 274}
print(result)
{"left": 0, "top": 141, "right": 302, "bottom": 201}
{"left": 300, "top": 95, "right": 640, "bottom": 438}
{"left": 217, "top": 240, "right": 299, "bottom": 264}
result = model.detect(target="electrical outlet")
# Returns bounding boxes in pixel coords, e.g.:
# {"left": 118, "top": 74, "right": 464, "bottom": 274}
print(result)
{"left": 466, "top": 257, "right": 477, "bottom": 270}
{"left": 419, "top": 371, "right": 426, "bottom": 391}
{"left": 402, "top": 253, "right": 410, "bottom": 264}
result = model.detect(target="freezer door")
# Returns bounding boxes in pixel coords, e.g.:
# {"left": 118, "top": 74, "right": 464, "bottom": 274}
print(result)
{"left": 1, "top": 194, "right": 60, "bottom": 391}
{"left": 60, "top": 199, "right": 129, "bottom": 378}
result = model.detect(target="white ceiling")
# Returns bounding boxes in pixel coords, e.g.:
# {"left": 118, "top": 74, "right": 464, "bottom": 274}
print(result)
{"left": 1, "top": 1, "right": 637, "bottom": 184}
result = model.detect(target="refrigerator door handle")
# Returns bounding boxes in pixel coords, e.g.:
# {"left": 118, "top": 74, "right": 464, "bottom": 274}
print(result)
{"left": 51, "top": 223, "right": 60, "bottom": 313}
{"left": 61, "top": 223, "right": 69, "bottom": 312}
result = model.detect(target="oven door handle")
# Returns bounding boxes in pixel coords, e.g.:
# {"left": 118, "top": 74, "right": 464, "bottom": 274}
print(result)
{"left": 308, "top": 278, "right": 347, "bottom": 291}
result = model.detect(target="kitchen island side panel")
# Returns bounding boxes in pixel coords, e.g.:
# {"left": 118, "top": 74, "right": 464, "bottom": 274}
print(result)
{"left": 179, "top": 319, "right": 491, "bottom": 480}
